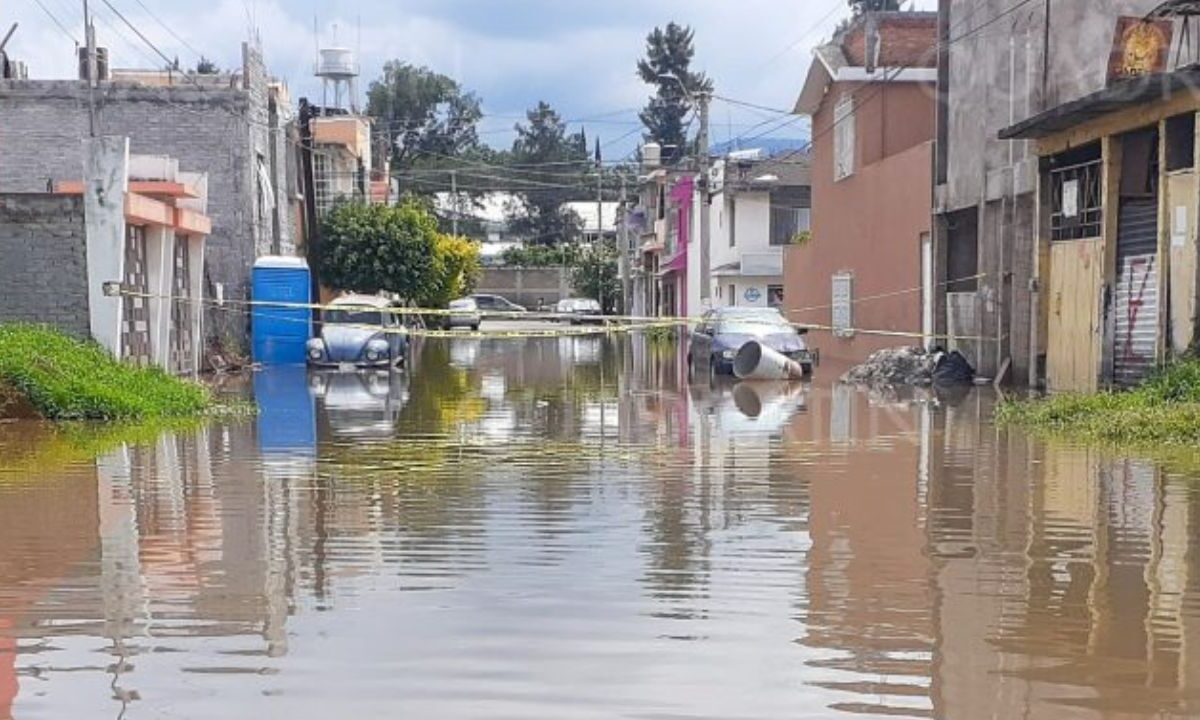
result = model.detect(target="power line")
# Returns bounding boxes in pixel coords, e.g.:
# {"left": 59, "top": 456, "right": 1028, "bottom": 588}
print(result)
{"left": 755, "top": 0, "right": 1041, "bottom": 174}
{"left": 751, "top": 0, "right": 846, "bottom": 70}
{"left": 31, "top": 0, "right": 79, "bottom": 44}
{"left": 130, "top": 0, "right": 203, "bottom": 60}
{"left": 97, "top": 0, "right": 175, "bottom": 68}
{"left": 712, "top": 95, "right": 795, "bottom": 116}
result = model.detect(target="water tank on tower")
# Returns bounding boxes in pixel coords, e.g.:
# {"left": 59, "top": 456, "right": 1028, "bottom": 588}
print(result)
{"left": 316, "top": 47, "right": 359, "bottom": 113}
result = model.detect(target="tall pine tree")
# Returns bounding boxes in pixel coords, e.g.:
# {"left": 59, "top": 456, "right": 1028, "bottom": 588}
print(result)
{"left": 636, "top": 23, "right": 712, "bottom": 164}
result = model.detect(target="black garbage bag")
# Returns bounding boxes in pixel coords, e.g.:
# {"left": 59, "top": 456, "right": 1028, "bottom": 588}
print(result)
{"left": 932, "top": 350, "right": 975, "bottom": 386}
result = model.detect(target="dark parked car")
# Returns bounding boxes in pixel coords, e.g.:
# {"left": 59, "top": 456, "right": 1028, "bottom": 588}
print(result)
{"left": 688, "top": 307, "right": 811, "bottom": 378}
{"left": 307, "top": 295, "right": 407, "bottom": 369}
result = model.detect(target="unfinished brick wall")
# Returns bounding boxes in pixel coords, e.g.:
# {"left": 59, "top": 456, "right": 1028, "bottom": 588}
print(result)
{"left": 841, "top": 12, "right": 938, "bottom": 69}
{"left": 0, "top": 195, "right": 90, "bottom": 338}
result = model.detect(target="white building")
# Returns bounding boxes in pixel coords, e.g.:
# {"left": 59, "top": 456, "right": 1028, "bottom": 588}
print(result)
{"left": 707, "top": 153, "right": 810, "bottom": 309}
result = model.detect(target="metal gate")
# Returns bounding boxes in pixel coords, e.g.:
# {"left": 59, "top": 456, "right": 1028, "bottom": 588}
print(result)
{"left": 121, "top": 225, "right": 151, "bottom": 366}
{"left": 1113, "top": 198, "right": 1159, "bottom": 387}
{"left": 170, "top": 237, "right": 195, "bottom": 375}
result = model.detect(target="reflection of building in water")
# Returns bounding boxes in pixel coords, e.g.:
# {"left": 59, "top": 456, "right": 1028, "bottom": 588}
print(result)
{"left": 787, "top": 385, "right": 935, "bottom": 717}
{"left": 0, "top": 436, "right": 102, "bottom": 718}
{"left": 928, "top": 395, "right": 1200, "bottom": 718}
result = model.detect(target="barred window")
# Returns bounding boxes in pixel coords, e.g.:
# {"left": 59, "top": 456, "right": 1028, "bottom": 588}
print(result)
{"left": 834, "top": 95, "right": 855, "bottom": 181}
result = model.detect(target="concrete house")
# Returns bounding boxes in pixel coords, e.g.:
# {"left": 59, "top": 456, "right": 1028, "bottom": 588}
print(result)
{"left": 0, "top": 39, "right": 296, "bottom": 359}
{"left": 939, "top": 0, "right": 1200, "bottom": 391}
{"left": 0, "top": 139, "right": 212, "bottom": 375}
{"left": 628, "top": 144, "right": 699, "bottom": 319}
{"left": 708, "top": 152, "right": 810, "bottom": 310}
{"left": 784, "top": 11, "right": 938, "bottom": 365}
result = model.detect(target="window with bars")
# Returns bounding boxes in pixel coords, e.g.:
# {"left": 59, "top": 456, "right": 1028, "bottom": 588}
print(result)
{"left": 834, "top": 95, "right": 855, "bottom": 181}
{"left": 313, "top": 152, "right": 333, "bottom": 218}
{"left": 1050, "top": 143, "right": 1102, "bottom": 241}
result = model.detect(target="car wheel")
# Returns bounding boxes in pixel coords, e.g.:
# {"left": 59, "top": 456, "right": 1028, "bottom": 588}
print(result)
{"left": 471, "top": 323, "right": 480, "bottom": 332}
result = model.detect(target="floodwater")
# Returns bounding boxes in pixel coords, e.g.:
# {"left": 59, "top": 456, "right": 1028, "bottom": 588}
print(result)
{"left": 2, "top": 335, "right": 1200, "bottom": 719}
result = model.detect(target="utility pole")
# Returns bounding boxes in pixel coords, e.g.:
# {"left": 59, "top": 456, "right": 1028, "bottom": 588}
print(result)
{"left": 697, "top": 89, "right": 711, "bottom": 303}
{"left": 82, "top": 0, "right": 97, "bottom": 137}
{"left": 450, "top": 169, "right": 459, "bottom": 236}
{"left": 596, "top": 155, "right": 604, "bottom": 312}
{"left": 619, "top": 174, "right": 630, "bottom": 315}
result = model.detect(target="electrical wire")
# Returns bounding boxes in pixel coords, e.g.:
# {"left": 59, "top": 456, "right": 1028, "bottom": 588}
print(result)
{"left": 752, "top": 0, "right": 1042, "bottom": 175}
{"left": 31, "top": 0, "right": 79, "bottom": 45}
{"left": 130, "top": 0, "right": 203, "bottom": 61}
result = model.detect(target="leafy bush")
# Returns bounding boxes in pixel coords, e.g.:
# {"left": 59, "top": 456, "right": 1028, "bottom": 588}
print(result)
{"left": 0, "top": 325, "right": 211, "bottom": 420}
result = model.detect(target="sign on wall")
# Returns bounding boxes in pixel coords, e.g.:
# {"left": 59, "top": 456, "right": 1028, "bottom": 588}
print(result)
{"left": 1107, "top": 18, "right": 1173, "bottom": 85}
{"left": 744, "top": 287, "right": 762, "bottom": 304}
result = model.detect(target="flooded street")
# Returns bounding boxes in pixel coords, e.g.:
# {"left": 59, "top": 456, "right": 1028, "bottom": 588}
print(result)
{"left": 2, "top": 336, "right": 1200, "bottom": 719}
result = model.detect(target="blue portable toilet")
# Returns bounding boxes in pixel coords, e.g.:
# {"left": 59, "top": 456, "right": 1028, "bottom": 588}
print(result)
{"left": 252, "top": 256, "right": 312, "bottom": 365}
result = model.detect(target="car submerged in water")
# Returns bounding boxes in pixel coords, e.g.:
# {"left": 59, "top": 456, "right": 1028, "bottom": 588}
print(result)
{"left": 687, "top": 307, "right": 812, "bottom": 379}
{"left": 306, "top": 295, "right": 408, "bottom": 369}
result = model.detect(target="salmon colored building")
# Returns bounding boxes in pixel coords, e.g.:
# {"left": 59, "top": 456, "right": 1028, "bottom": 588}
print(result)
{"left": 783, "top": 12, "right": 938, "bottom": 364}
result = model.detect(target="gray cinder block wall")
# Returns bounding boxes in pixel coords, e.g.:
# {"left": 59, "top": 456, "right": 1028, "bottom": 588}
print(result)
{"left": 934, "top": 0, "right": 1165, "bottom": 381}
{"left": 0, "top": 43, "right": 293, "bottom": 358}
{"left": 0, "top": 195, "right": 90, "bottom": 337}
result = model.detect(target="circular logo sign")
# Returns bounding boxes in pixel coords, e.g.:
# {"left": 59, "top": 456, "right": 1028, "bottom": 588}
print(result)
{"left": 744, "top": 287, "right": 762, "bottom": 303}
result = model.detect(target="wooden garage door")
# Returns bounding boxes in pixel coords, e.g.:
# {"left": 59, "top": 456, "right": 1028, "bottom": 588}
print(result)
{"left": 1047, "top": 238, "right": 1103, "bottom": 393}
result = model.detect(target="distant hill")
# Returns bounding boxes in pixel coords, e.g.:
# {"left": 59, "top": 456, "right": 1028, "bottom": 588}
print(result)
{"left": 709, "top": 137, "right": 810, "bottom": 158}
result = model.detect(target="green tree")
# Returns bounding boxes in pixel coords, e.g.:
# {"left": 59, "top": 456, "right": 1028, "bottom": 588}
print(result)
{"left": 195, "top": 56, "right": 218, "bottom": 74}
{"left": 366, "top": 62, "right": 484, "bottom": 173}
{"left": 569, "top": 242, "right": 621, "bottom": 313}
{"left": 636, "top": 23, "right": 712, "bottom": 163}
{"left": 849, "top": 0, "right": 901, "bottom": 14}
{"left": 506, "top": 101, "right": 589, "bottom": 246}
{"left": 317, "top": 200, "right": 439, "bottom": 303}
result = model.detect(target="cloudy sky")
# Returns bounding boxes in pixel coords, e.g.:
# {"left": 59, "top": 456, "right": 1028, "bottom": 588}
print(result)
{"left": 9, "top": 0, "right": 935, "bottom": 158}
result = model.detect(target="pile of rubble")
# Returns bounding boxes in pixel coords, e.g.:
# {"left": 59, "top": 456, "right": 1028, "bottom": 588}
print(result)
{"left": 841, "top": 346, "right": 975, "bottom": 388}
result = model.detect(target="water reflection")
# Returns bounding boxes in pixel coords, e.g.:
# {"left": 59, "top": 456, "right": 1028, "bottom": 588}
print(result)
{"left": 0, "top": 335, "right": 1198, "bottom": 718}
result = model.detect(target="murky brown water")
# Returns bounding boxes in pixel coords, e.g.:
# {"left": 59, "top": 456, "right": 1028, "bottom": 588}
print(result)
{"left": 2, "top": 336, "right": 1200, "bottom": 719}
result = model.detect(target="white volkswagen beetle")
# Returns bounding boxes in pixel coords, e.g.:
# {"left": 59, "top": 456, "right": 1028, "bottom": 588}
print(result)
{"left": 306, "top": 295, "right": 408, "bottom": 369}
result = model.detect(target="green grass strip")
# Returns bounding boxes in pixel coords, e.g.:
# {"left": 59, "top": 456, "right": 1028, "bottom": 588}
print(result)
{"left": 0, "top": 324, "right": 212, "bottom": 421}
{"left": 997, "top": 358, "right": 1200, "bottom": 446}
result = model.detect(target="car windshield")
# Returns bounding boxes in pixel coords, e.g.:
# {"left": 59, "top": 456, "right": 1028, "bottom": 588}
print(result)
{"left": 715, "top": 312, "right": 793, "bottom": 335}
{"left": 324, "top": 308, "right": 384, "bottom": 326}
